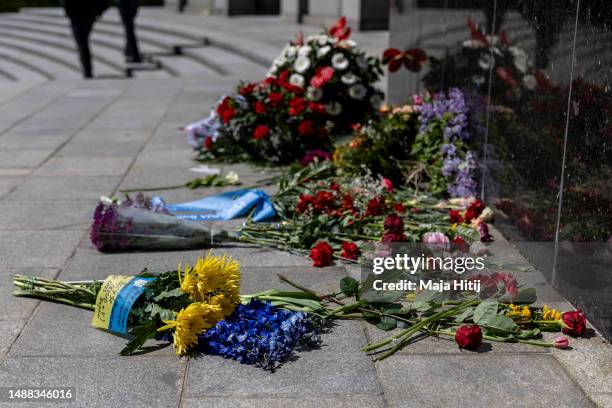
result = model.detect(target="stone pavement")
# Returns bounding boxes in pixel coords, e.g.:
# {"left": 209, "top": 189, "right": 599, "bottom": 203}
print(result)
{"left": 0, "top": 8, "right": 610, "bottom": 408}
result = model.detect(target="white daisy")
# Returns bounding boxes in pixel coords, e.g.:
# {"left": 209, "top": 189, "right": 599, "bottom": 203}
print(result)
{"left": 289, "top": 73, "right": 305, "bottom": 88}
{"left": 294, "top": 56, "right": 311, "bottom": 73}
{"left": 331, "top": 53, "right": 349, "bottom": 70}
{"left": 317, "top": 45, "right": 331, "bottom": 58}
{"left": 307, "top": 87, "right": 323, "bottom": 101}
{"left": 348, "top": 84, "right": 367, "bottom": 100}
{"left": 341, "top": 73, "right": 357, "bottom": 85}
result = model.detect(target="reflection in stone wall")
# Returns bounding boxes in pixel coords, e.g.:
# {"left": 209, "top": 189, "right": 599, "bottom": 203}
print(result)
{"left": 388, "top": 0, "right": 611, "bottom": 338}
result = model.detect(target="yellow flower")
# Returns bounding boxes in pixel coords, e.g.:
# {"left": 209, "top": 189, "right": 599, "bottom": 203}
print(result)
{"left": 542, "top": 305, "right": 562, "bottom": 321}
{"left": 157, "top": 302, "right": 222, "bottom": 356}
{"left": 506, "top": 304, "right": 531, "bottom": 321}
{"left": 178, "top": 251, "right": 240, "bottom": 316}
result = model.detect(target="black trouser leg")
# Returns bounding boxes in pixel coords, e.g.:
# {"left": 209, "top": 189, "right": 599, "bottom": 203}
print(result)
{"left": 70, "top": 17, "right": 95, "bottom": 78}
{"left": 118, "top": 0, "right": 141, "bottom": 62}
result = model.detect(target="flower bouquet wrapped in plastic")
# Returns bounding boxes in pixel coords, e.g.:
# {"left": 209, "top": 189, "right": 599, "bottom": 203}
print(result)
{"left": 90, "top": 198, "right": 229, "bottom": 252}
{"left": 12, "top": 252, "right": 322, "bottom": 370}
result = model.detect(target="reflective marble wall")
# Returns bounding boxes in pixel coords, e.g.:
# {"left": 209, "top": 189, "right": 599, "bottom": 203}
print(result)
{"left": 388, "top": 0, "right": 611, "bottom": 338}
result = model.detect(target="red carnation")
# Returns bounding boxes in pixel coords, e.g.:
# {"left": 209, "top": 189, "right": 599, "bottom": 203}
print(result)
{"left": 452, "top": 236, "right": 468, "bottom": 252}
{"left": 464, "top": 199, "right": 485, "bottom": 222}
{"left": 254, "top": 101, "right": 266, "bottom": 114}
{"left": 383, "top": 214, "right": 404, "bottom": 233}
{"left": 204, "top": 136, "right": 213, "bottom": 151}
{"left": 268, "top": 92, "right": 283, "bottom": 107}
{"left": 289, "top": 97, "right": 307, "bottom": 116}
{"left": 253, "top": 124, "right": 270, "bottom": 141}
{"left": 239, "top": 83, "right": 256, "bottom": 95}
{"left": 296, "top": 193, "right": 314, "bottom": 214}
{"left": 309, "top": 102, "right": 326, "bottom": 114}
{"left": 449, "top": 209, "right": 464, "bottom": 224}
{"left": 315, "top": 191, "right": 335, "bottom": 212}
{"left": 455, "top": 325, "right": 482, "bottom": 349}
{"left": 329, "top": 16, "right": 351, "bottom": 41}
{"left": 310, "top": 66, "right": 334, "bottom": 89}
{"left": 341, "top": 241, "right": 360, "bottom": 260}
{"left": 298, "top": 120, "right": 315, "bottom": 136}
{"left": 562, "top": 310, "right": 587, "bottom": 337}
{"left": 310, "top": 241, "right": 334, "bottom": 267}
{"left": 365, "top": 197, "right": 385, "bottom": 217}
{"left": 217, "top": 97, "right": 236, "bottom": 124}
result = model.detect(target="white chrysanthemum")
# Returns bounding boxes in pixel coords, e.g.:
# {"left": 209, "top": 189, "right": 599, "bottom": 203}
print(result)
{"left": 478, "top": 53, "right": 494, "bottom": 70}
{"left": 285, "top": 45, "right": 297, "bottom": 58}
{"left": 325, "top": 101, "right": 342, "bottom": 115}
{"left": 298, "top": 45, "right": 313, "bottom": 57}
{"left": 341, "top": 73, "right": 357, "bottom": 85}
{"left": 289, "top": 73, "right": 305, "bottom": 88}
{"left": 348, "top": 84, "right": 367, "bottom": 100}
{"left": 523, "top": 74, "right": 536, "bottom": 90}
{"left": 294, "top": 56, "right": 311, "bottom": 73}
{"left": 331, "top": 53, "right": 349, "bottom": 70}
{"left": 317, "top": 34, "right": 330, "bottom": 46}
{"left": 370, "top": 93, "right": 383, "bottom": 108}
{"left": 307, "top": 87, "right": 323, "bottom": 101}
{"left": 508, "top": 46, "right": 527, "bottom": 73}
{"left": 317, "top": 45, "right": 331, "bottom": 58}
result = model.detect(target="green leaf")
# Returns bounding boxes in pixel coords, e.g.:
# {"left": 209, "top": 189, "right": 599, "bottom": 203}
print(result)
{"left": 153, "top": 287, "right": 185, "bottom": 302}
{"left": 376, "top": 316, "right": 397, "bottom": 331}
{"left": 120, "top": 321, "right": 158, "bottom": 356}
{"left": 515, "top": 328, "right": 541, "bottom": 339}
{"left": 144, "top": 303, "right": 176, "bottom": 321}
{"left": 454, "top": 307, "right": 474, "bottom": 323}
{"left": 480, "top": 315, "right": 519, "bottom": 335}
{"left": 473, "top": 301, "right": 498, "bottom": 325}
{"left": 340, "top": 277, "right": 359, "bottom": 297}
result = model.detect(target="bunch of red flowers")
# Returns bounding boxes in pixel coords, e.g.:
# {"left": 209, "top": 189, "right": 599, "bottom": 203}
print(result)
{"left": 211, "top": 70, "right": 333, "bottom": 164}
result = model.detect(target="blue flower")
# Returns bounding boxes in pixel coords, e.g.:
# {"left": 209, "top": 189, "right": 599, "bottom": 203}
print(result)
{"left": 197, "top": 300, "right": 321, "bottom": 370}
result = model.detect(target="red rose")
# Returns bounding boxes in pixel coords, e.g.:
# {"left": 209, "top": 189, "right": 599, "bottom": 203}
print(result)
{"left": 310, "top": 241, "right": 334, "bottom": 267}
{"left": 464, "top": 199, "right": 485, "bottom": 222}
{"left": 341, "top": 242, "right": 360, "bottom": 260}
{"left": 268, "top": 92, "right": 283, "bottom": 107}
{"left": 365, "top": 197, "right": 385, "bottom": 217}
{"left": 455, "top": 325, "right": 482, "bottom": 349}
{"left": 315, "top": 191, "right": 335, "bottom": 212}
{"left": 382, "top": 232, "right": 406, "bottom": 242}
{"left": 383, "top": 214, "right": 404, "bottom": 233}
{"left": 288, "top": 97, "right": 307, "bottom": 116}
{"left": 298, "top": 120, "right": 315, "bottom": 136}
{"left": 254, "top": 101, "right": 266, "bottom": 114}
{"left": 217, "top": 97, "right": 235, "bottom": 124}
{"left": 562, "top": 310, "right": 587, "bottom": 337}
{"left": 449, "top": 209, "right": 464, "bottom": 224}
{"left": 253, "top": 124, "right": 269, "bottom": 140}
{"left": 204, "top": 136, "right": 213, "bottom": 151}
{"left": 310, "top": 66, "right": 334, "bottom": 88}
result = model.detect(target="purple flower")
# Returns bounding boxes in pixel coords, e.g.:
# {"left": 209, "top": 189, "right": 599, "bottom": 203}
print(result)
{"left": 90, "top": 203, "right": 134, "bottom": 251}
{"left": 299, "top": 149, "right": 332, "bottom": 166}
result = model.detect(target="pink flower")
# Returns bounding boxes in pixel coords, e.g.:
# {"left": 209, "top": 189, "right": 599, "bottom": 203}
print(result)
{"left": 553, "top": 335, "right": 569, "bottom": 349}
{"left": 381, "top": 177, "right": 394, "bottom": 193}
{"left": 422, "top": 232, "right": 450, "bottom": 251}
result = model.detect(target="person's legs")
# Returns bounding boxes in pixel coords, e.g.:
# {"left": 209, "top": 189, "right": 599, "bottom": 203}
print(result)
{"left": 70, "top": 16, "right": 95, "bottom": 78}
{"left": 118, "top": 0, "right": 141, "bottom": 63}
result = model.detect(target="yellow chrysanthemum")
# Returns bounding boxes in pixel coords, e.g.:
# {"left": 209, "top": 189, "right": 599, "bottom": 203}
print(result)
{"left": 506, "top": 304, "right": 531, "bottom": 321}
{"left": 178, "top": 251, "right": 240, "bottom": 316}
{"left": 157, "top": 302, "right": 222, "bottom": 356}
{"left": 542, "top": 305, "right": 562, "bottom": 321}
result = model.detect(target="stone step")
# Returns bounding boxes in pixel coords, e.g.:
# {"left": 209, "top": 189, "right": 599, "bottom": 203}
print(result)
{"left": 0, "top": 54, "right": 48, "bottom": 82}
{"left": 180, "top": 46, "right": 268, "bottom": 80}
{"left": 0, "top": 43, "right": 81, "bottom": 79}
{"left": 0, "top": 31, "right": 121, "bottom": 78}
{"left": 153, "top": 54, "right": 219, "bottom": 77}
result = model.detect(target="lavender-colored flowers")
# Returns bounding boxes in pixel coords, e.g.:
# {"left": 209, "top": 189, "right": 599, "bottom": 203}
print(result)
{"left": 90, "top": 203, "right": 134, "bottom": 251}
{"left": 198, "top": 300, "right": 321, "bottom": 370}
{"left": 418, "top": 88, "right": 479, "bottom": 197}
